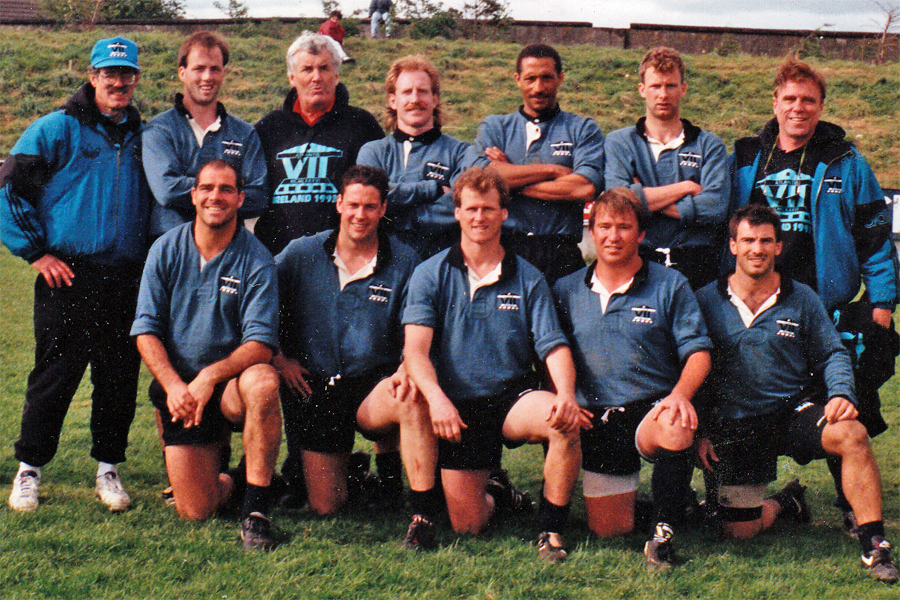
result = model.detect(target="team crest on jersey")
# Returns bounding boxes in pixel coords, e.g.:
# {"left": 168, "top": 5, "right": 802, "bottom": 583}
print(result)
{"left": 273, "top": 143, "right": 342, "bottom": 204}
{"left": 497, "top": 293, "right": 521, "bottom": 311}
{"left": 221, "top": 140, "right": 244, "bottom": 158}
{"left": 776, "top": 318, "right": 800, "bottom": 338}
{"left": 551, "top": 141, "right": 573, "bottom": 157}
{"left": 368, "top": 283, "right": 392, "bottom": 303}
{"left": 824, "top": 176, "right": 843, "bottom": 194}
{"left": 631, "top": 305, "right": 656, "bottom": 324}
{"left": 219, "top": 275, "right": 241, "bottom": 295}
{"left": 678, "top": 151, "right": 701, "bottom": 169}
{"left": 425, "top": 161, "right": 450, "bottom": 183}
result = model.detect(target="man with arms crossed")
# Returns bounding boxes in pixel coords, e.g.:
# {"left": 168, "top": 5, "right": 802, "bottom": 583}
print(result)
{"left": 358, "top": 55, "right": 486, "bottom": 259}
{"left": 403, "top": 167, "right": 591, "bottom": 562}
{"left": 553, "top": 188, "right": 712, "bottom": 570}
{"left": 729, "top": 57, "right": 898, "bottom": 532}
{"left": 272, "top": 166, "right": 432, "bottom": 545}
{"left": 475, "top": 44, "right": 604, "bottom": 284}
{"left": 132, "top": 160, "right": 282, "bottom": 551}
{"left": 694, "top": 205, "right": 897, "bottom": 583}
{"left": 2, "top": 37, "right": 148, "bottom": 513}
{"left": 254, "top": 32, "right": 383, "bottom": 256}
{"left": 604, "top": 47, "right": 728, "bottom": 290}
{"left": 143, "top": 31, "right": 268, "bottom": 239}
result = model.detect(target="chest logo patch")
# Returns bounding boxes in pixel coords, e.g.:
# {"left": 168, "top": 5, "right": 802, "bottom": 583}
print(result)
{"left": 497, "top": 293, "right": 521, "bottom": 311}
{"left": 776, "top": 318, "right": 800, "bottom": 338}
{"left": 824, "top": 176, "right": 843, "bottom": 194}
{"left": 368, "top": 284, "right": 392, "bottom": 303}
{"left": 220, "top": 275, "right": 240, "bottom": 295}
{"left": 425, "top": 161, "right": 450, "bottom": 182}
{"left": 678, "top": 151, "right": 701, "bottom": 169}
{"left": 82, "top": 147, "right": 101, "bottom": 160}
{"left": 631, "top": 305, "right": 656, "bottom": 324}
{"left": 273, "top": 142, "right": 342, "bottom": 204}
{"left": 551, "top": 141, "right": 573, "bottom": 157}
{"left": 222, "top": 139, "right": 244, "bottom": 158}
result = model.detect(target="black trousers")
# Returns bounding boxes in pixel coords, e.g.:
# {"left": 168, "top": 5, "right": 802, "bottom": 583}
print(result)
{"left": 14, "top": 259, "right": 141, "bottom": 467}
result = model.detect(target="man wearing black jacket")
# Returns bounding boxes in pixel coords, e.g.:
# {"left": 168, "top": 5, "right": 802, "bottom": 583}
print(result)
{"left": 254, "top": 32, "right": 383, "bottom": 256}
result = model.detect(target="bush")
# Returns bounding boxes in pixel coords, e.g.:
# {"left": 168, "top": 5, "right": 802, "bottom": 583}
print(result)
{"left": 409, "top": 9, "right": 460, "bottom": 39}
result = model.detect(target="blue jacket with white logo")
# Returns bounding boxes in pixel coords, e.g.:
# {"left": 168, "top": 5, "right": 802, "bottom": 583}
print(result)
{"left": 357, "top": 127, "right": 487, "bottom": 236}
{"left": 276, "top": 228, "right": 420, "bottom": 380}
{"left": 0, "top": 83, "right": 149, "bottom": 266}
{"left": 403, "top": 245, "right": 568, "bottom": 401}
{"left": 553, "top": 260, "right": 712, "bottom": 408}
{"left": 695, "top": 275, "right": 856, "bottom": 420}
{"left": 131, "top": 223, "right": 280, "bottom": 381}
{"left": 604, "top": 118, "right": 729, "bottom": 250}
{"left": 729, "top": 119, "right": 898, "bottom": 311}
{"left": 475, "top": 106, "right": 604, "bottom": 238}
{"left": 142, "top": 94, "right": 268, "bottom": 237}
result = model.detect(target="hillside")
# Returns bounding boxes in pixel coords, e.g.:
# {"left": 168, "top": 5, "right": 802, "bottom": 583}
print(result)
{"left": 1, "top": 25, "right": 898, "bottom": 186}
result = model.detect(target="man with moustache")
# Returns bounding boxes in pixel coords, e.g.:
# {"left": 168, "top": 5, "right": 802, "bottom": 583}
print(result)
{"left": 475, "top": 44, "right": 604, "bottom": 285}
{"left": 143, "top": 31, "right": 268, "bottom": 239}
{"left": 2, "top": 37, "right": 148, "bottom": 513}
{"left": 358, "top": 55, "right": 486, "bottom": 258}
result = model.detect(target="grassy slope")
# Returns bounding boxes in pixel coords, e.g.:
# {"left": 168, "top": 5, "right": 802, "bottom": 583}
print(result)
{"left": 0, "top": 26, "right": 898, "bottom": 599}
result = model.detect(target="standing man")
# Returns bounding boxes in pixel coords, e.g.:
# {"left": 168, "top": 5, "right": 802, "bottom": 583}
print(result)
{"left": 604, "top": 47, "right": 729, "bottom": 290}
{"left": 695, "top": 204, "right": 897, "bottom": 583}
{"left": 729, "top": 57, "right": 899, "bottom": 528}
{"left": 358, "top": 55, "right": 487, "bottom": 258}
{"left": 553, "top": 188, "right": 712, "bottom": 571}
{"left": 2, "top": 37, "right": 148, "bottom": 513}
{"left": 273, "top": 166, "right": 432, "bottom": 541}
{"left": 475, "top": 44, "right": 604, "bottom": 285}
{"left": 403, "top": 167, "right": 591, "bottom": 562}
{"left": 143, "top": 31, "right": 268, "bottom": 239}
{"left": 254, "top": 32, "right": 383, "bottom": 256}
{"left": 369, "top": 0, "right": 392, "bottom": 38}
{"left": 132, "top": 160, "right": 282, "bottom": 551}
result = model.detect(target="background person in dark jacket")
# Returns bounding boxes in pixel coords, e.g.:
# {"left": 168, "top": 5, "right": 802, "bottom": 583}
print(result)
{"left": 0, "top": 37, "right": 149, "bottom": 514}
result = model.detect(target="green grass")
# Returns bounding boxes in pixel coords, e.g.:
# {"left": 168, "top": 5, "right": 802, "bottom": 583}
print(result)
{"left": 0, "top": 26, "right": 899, "bottom": 599}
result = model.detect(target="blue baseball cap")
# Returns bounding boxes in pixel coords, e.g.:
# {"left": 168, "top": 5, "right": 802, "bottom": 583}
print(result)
{"left": 90, "top": 37, "right": 140, "bottom": 71}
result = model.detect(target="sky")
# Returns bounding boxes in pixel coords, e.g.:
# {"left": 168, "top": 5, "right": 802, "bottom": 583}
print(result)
{"left": 182, "top": 0, "right": 891, "bottom": 33}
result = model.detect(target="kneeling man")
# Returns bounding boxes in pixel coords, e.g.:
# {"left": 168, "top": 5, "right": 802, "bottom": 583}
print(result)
{"left": 272, "top": 166, "right": 432, "bottom": 539}
{"left": 695, "top": 204, "right": 897, "bottom": 583}
{"left": 553, "top": 188, "right": 712, "bottom": 571}
{"left": 403, "top": 166, "right": 591, "bottom": 562}
{"left": 132, "top": 159, "right": 282, "bottom": 550}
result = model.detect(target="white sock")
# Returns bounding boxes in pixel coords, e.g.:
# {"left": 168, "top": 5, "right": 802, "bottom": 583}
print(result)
{"left": 17, "top": 462, "right": 40, "bottom": 478}
{"left": 97, "top": 462, "right": 117, "bottom": 478}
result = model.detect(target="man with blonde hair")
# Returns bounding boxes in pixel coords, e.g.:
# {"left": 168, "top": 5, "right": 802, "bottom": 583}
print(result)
{"left": 358, "top": 55, "right": 486, "bottom": 258}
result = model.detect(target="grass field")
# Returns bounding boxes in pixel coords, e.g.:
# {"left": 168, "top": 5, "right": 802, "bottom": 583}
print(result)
{"left": 0, "top": 25, "right": 898, "bottom": 600}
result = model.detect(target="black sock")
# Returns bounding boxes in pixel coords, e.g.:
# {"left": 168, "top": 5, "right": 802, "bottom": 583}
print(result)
{"left": 242, "top": 483, "right": 271, "bottom": 519}
{"left": 537, "top": 496, "right": 570, "bottom": 534}
{"left": 858, "top": 520, "right": 886, "bottom": 553}
{"left": 651, "top": 447, "right": 694, "bottom": 525}
{"left": 409, "top": 486, "right": 442, "bottom": 522}
{"left": 376, "top": 451, "right": 403, "bottom": 496}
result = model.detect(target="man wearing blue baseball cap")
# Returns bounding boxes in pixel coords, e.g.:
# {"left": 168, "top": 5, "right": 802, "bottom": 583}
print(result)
{"left": 1, "top": 36, "right": 149, "bottom": 513}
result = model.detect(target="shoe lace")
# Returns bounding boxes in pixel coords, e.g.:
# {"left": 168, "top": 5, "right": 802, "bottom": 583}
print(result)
{"left": 17, "top": 473, "right": 38, "bottom": 494}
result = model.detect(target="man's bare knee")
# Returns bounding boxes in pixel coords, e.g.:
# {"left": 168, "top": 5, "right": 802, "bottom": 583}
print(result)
{"left": 723, "top": 521, "right": 762, "bottom": 540}
{"left": 176, "top": 499, "right": 217, "bottom": 521}
{"left": 826, "top": 419, "right": 871, "bottom": 457}
{"left": 240, "top": 364, "right": 280, "bottom": 400}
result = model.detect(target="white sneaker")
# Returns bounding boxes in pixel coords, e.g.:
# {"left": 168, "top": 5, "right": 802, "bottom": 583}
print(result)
{"left": 9, "top": 470, "right": 40, "bottom": 512}
{"left": 96, "top": 471, "right": 131, "bottom": 512}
